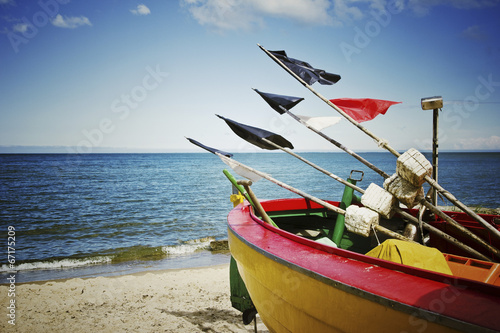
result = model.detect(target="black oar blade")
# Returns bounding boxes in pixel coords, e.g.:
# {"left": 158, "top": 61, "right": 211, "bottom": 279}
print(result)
{"left": 267, "top": 49, "right": 341, "bottom": 85}
{"left": 253, "top": 89, "right": 304, "bottom": 114}
{"left": 216, "top": 115, "right": 294, "bottom": 150}
{"left": 186, "top": 137, "right": 233, "bottom": 157}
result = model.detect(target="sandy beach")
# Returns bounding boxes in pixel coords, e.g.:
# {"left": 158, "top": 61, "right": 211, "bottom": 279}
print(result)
{"left": 0, "top": 264, "right": 269, "bottom": 332}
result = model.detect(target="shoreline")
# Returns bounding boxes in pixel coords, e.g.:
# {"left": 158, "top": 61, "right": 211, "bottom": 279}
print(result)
{"left": 0, "top": 263, "right": 269, "bottom": 332}
{"left": 17, "top": 263, "right": 231, "bottom": 286}
{"left": 1, "top": 249, "right": 232, "bottom": 285}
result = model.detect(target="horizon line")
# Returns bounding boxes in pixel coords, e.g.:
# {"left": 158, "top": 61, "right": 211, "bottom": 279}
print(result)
{"left": 0, "top": 145, "right": 499, "bottom": 154}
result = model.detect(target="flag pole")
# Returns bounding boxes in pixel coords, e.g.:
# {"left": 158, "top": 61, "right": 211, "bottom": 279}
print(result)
{"left": 258, "top": 44, "right": 500, "bottom": 241}
{"left": 260, "top": 137, "right": 364, "bottom": 193}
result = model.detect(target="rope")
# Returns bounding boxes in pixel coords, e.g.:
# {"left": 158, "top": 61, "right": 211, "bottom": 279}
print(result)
{"left": 375, "top": 138, "right": 389, "bottom": 149}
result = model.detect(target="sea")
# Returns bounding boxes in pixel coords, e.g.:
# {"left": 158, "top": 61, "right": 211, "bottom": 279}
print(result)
{"left": 1, "top": 152, "right": 499, "bottom": 283}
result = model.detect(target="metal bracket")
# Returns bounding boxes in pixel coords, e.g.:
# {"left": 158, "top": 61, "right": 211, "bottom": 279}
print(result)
{"left": 349, "top": 170, "right": 364, "bottom": 182}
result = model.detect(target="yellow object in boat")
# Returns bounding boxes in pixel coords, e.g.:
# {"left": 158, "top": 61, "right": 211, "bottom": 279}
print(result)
{"left": 230, "top": 193, "right": 245, "bottom": 208}
{"left": 366, "top": 239, "right": 453, "bottom": 275}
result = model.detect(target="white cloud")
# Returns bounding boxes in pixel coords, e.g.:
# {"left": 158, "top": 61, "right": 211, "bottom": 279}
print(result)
{"left": 408, "top": 0, "right": 499, "bottom": 16}
{"left": 462, "top": 25, "right": 487, "bottom": 41}
{"left": 130, "top": 4, "right": 151, "bottom": 16}
{"left": 13, "top": 23, "right": 28, "bottom": 33}
{"left": 251, "top": 0, "right": 333, "bottom": 24}
{"left": 454, "top": 136, "right": 500, "bottom": 150}
{"left": 182, "top": 0, "right": 261, "bottom": 31}
{"left": 51, "top": 14, "right": 92, "bottom": 29}
{"left": 181, "top": 0, "right": 499, "bottom": 31}
{"left": 331, "top": 0, "right": 363, "bottom": 23}
{"left": 181, "top": 0, "right": 336, "bottom": 31}
{"left": 181, "top": 0, "right": 411, "bottom": 31}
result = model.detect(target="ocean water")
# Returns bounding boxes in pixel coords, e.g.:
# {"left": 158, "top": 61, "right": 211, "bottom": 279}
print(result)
{"left": 1, "top": 152, "right": 499, "bottom": 283}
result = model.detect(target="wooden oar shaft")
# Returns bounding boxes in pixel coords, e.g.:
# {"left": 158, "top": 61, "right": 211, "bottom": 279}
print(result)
{"left": 238, "top": 180, "right": 277, "bottom": 227}
{"left": 280, "top": 106, "right": 390, "bottom": 179}
{"left": 424, "top": 175, "right": 500, "bottom": 241}
{"left": 223, "top": 169, "right": 254, "bottom": 206}
{"left": 258, "top": 43, "right": 500, "bottom": 242}
{"left": 420, "top": 199, "right": 500, "bottom": 259}
{"left": 394, "top": 207, "right": 492, "bottom": 262}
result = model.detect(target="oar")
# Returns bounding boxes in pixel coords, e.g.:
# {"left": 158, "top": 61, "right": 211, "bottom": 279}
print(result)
{"left": 215, "top": 116, "right": 498, "bottom": 261}
{"left": 237, "top": 179, "right": 278, "bottom": 228}
{"left": 188, "top": 137, "right": 492, "bottom": 261}
{"left": 258, "top": 44, "right": 500, "bottom": 242}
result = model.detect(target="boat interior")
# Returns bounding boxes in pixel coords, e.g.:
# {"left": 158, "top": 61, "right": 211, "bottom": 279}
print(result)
{"left": 261, "top": 199, "right": 500, "bottom": 287}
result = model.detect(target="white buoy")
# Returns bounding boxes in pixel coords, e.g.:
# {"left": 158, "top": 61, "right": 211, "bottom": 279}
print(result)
{"left": 345, "top": 205, "right": 379, "bottom": 237}
{"left": 384, "top": 173, "right": 424, "bottom": 209}
{"left": 361, "top": 183, "right": 397, "bottom": 219}
{"left": 396, "top": 148, "right": 432, "bottom": 187}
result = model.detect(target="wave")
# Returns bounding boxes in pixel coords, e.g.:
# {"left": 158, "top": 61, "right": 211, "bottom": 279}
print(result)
{"left": 161, "top": 236, "right": 215, "bottom": 256}
{"left": 0, "top": 256, "right": 113, "bottom": 272}
{"left": 0, "top": 237, "right": 220, "bottom": 273}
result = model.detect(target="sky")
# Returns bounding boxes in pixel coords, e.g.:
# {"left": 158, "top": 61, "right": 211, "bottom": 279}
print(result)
{"left": 1, "top": 0, "right": 499, "bottom": 153}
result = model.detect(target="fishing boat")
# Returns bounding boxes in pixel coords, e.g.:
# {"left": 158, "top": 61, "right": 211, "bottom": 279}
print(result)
{"left": 187, "top": 44, "right": 500, "bottom": 332}
{"left": 228, "top": 196, "right": 500, "bottom": 333}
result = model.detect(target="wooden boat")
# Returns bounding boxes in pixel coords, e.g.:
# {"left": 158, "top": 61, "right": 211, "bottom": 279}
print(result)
{"left": 228, "top": 197, "right": 500, "bottom": 332}
{"left": 187, "top": 44, "right": 500, "bottom": 332}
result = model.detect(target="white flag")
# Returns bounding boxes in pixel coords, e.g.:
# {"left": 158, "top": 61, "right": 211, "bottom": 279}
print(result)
{"left": 296, "top": 115, "right": 341, "bottom": 132}
{"left": 219, "top": 155, "right": 263, "bottom": 182}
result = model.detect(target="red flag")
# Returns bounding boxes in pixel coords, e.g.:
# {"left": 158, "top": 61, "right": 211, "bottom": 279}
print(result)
{"left": 330, "top": 98, "right": 401, "bottom": 122}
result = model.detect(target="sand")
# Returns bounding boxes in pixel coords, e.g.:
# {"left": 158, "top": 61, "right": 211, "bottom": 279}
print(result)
{"left": 0, "top": 264, "right": 269, "bottom": 332}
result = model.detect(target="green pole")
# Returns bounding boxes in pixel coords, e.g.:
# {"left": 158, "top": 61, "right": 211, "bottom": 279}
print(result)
{"left": 332, "top": 178, "right": 356, "bottom": 246}
{"left": 223, "top": 169, "right": 254, "bottom": 207}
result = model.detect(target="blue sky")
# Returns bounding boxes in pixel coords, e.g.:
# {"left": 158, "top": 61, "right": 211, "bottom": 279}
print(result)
{"left": 1, "top": 0, "right": 499, "bottom": 153}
